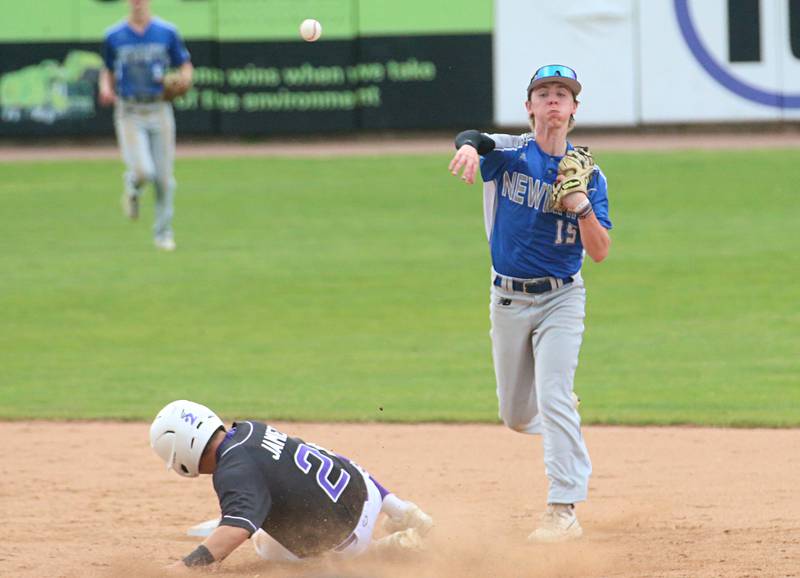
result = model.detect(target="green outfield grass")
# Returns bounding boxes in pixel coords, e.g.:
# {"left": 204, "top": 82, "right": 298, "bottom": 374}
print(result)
{"left": 1, "top": 149, "right": 798, "bottom": 426}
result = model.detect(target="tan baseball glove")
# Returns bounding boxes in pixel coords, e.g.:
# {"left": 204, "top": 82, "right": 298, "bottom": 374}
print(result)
{"left": 552, "top": 146, "right": 595, "bottom": 211}
{"left": 162, "top": 72, "right": 191, "bottom": 101}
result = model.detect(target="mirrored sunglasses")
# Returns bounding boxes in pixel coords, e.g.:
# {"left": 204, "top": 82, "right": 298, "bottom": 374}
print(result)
{"left": 532, "top": 65, "right": 578, "bottom": 82}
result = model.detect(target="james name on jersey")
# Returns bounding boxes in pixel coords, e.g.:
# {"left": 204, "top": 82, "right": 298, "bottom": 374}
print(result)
{"left": 261, "top": 425, "right": 287, "bottom": 460}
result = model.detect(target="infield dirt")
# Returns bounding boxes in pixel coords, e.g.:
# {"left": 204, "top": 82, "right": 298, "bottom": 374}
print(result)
{"left": 2, "top": 127, "right": 799, "bottom": 162}
{"left": 2, "top": 421, "right": 798, "bottom": 578}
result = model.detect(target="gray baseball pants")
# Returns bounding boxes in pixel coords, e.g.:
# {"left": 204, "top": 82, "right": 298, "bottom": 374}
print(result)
{"left": 489, "top": 273, "right": 592, "bottom": 504}
{"left": 114, "top": 100, "right": 176, "bottom": 241}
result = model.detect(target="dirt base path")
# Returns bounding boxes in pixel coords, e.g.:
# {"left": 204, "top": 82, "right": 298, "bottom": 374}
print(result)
{"left": 2, "top": 127, "right": 799, "bottom": 162}
{"left": 2, "top": 422, "right": 798, "bottom": 578}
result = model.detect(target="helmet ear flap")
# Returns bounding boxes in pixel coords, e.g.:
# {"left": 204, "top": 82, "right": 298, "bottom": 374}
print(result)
{"left": 151, "top": 429, "right": 177, "bottom": 470}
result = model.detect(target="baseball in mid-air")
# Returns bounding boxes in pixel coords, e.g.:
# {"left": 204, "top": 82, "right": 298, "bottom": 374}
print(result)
{"left": 300, "top": 19, "right": 322, "bottom": 42}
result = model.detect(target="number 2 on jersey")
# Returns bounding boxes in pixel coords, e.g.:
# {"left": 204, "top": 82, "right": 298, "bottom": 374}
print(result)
{"left": 293, "top": 444, "right": 351, "bottom": 502}
{"left": 555, "top": 219, "right": 577, "bottom": 245}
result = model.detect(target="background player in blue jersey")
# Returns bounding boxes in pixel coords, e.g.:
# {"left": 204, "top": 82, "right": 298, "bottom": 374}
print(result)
{"left": 448, "top": 65, "right": 612, "bottom": 542}
{"left": 99, "top": 0, "right": 193, "bottom": 251}
{"left": 149, "top": 400, "right": 433, "bottom": 571}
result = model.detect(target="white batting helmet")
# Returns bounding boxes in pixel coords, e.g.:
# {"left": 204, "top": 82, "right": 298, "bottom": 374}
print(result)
{"left": 149, "top": 400, "right": 225, "bottom": 478}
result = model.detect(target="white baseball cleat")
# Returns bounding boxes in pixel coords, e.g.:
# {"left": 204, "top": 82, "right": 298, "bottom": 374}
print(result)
{"left": 122, "top": 191, "right": 139, "bottom": 220}
{"left": 154, "top": 235, "right": 176, "bottom": 251}
{"left": 373, "top": 528, "right": 424, "bottom": 553}
{"left": 528, "top": 504, "right": 583, "bottom": 543}
{"left": 382, "top": 503, "right": 434, "bottom": 537}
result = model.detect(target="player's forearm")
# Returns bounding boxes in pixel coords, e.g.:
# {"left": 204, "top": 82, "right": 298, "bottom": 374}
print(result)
{"left": 178, "top": 61, "right": 193, "bottom": 85}
{"left": 99, "top": 69, "right": 115, "bottom": 93}
{"left": 182, "top": 525, "right": 249, "bottom": 568}
{"left": 201, "top": 525, "right": 249, "bottom": 563}
{"left": 578, "top": 214, "right": 610, "bottom": 262}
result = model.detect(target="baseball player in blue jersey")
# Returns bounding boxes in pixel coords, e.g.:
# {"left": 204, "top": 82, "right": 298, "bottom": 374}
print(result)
{"left": 99, "top": 0, "right": 192, "bottom": 251}
{"left": 448, "top": 65, "right": 612, "bottom": 542}
{"left": 149, "top": 400, "right": 433, "bottom": 571}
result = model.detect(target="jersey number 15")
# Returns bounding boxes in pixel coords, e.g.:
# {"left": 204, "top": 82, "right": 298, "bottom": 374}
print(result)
{"left": 555, "top": 219, "right": 577, "bottom": 245}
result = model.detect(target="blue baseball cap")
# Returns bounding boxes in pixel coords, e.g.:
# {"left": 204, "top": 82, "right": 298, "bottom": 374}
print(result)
{"left": 527, "top": 64, "right": 581, "bottom": 97}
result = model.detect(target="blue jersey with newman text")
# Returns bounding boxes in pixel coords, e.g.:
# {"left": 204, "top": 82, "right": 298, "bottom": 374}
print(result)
{"left": 102, "top": 17, "right": 190, "bottom": 100}
{"left": 479, "top": 133, "right": 612, "bottom": 279}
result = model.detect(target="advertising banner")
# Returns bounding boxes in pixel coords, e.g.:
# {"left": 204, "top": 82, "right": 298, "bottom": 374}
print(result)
{"left": 494, "top": 0, "right": 800, "bottom": 127}
{"left": 640, "top": 0, "right": 800, "bottom": 122}
{"left": 0, "top": 0, "right": 493, "bottom": 137}
{"left": 0, "top": 43, "right": 112, "bottom": 136}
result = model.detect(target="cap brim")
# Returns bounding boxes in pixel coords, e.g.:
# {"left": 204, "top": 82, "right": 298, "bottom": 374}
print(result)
{"left": 529, "top": 77, "right": 581, "bottom": 96}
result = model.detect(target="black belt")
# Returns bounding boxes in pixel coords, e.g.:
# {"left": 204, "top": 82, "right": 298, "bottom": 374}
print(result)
{"left": 123, "top": 96, "right": 162, "bottom": 104}
{"left": 493, "top": 275, "right": 573, "bottom": 294}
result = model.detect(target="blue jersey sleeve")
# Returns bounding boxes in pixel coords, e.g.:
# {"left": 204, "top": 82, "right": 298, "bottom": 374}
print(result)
{"left": 588, "top": 167, "right": 612, "bottom": 230}
{"left": 169, "top": 29, "right": 190, "bottom": 67}
{"left": 479, "top": 133, "right": 529, "bottom": 182}
{"left": 101, "top": 37, "right": 115, "bottom": 71}
{"left": 479, "top": 150, "right": 509, "bottom": 182}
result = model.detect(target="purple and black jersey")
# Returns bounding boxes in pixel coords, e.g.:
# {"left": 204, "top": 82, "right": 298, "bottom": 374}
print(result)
{"left": 212, "top": 421, "right": 367, "bottom": 558}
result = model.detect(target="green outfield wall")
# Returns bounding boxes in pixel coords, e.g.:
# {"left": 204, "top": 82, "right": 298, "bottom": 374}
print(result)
{"left": 1, "top": 0, "right": 492, "bottom": 41}
{"left": 0, "top": 0, "right": 492, "bottom": 136}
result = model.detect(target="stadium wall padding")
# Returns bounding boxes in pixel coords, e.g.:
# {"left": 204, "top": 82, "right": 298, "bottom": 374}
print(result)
{"left": 0, "top": 0, "right": 493, "bottom": 137}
